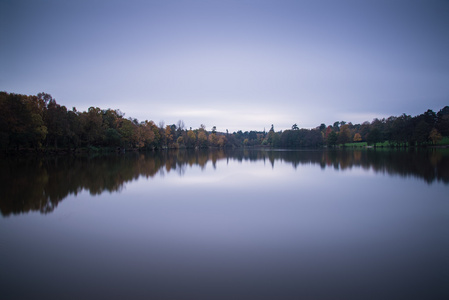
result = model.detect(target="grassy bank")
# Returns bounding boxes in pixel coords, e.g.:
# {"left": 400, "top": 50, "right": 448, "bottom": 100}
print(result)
{"left": 342, "top": 136, "right": 449, "bottom": 148}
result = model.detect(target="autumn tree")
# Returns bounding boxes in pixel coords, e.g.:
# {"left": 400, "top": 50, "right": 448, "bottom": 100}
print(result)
{"left": 0, "top": 93, "right": 48, "bottom": 150}
{"left": 217, "top": 135, "right": 227, "bottom": 147}
{"left": 186, "top": 130, "right": 196, "bottom": 148}
{"left": 429, "top": 128, "right": 442, "bottom": 145}
{"left": 134, "top": 121, "right": 155, "bottom": 148}
{"left": 337, "top": 124, "right": 351, "bottom": 145}
{"left": 164, "top": 125, "right": 173, "bottom": 148}
{"left": 209, "top": 134, "right": 218, "bottom": 147}
{"left": 321, "top": 126, "right": 332, "bottom": 144}
{"left": 176, "top": 136, "right": 185, "bottom": 148}
{"left": 145, "top": 120, "right": 160, "bottom": 148}
{"left": 197, "top": 131, "right": 208, "bottom": 148}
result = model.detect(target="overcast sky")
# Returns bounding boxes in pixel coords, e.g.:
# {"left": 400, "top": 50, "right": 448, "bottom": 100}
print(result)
{"left": 1, "top": 0, "right": 448, "bottom": 132}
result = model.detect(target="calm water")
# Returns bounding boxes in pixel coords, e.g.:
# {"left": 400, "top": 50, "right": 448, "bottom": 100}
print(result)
{"left": 1, "top": 149, "right": 448, "bottom": 300}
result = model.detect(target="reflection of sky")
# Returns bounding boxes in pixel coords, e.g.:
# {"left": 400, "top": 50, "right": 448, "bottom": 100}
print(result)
{"left": 1, "top": 0, "right": 448, "bottom": 132}
{"left": 1, "top": 155, "right": 448, "bottom": 299}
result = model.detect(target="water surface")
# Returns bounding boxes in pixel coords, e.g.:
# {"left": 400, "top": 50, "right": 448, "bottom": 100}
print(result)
{"left": 1, "top": 149, "right": 448, "bottom": 299}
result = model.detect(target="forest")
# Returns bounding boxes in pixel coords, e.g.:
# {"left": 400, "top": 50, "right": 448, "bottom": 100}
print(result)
{"left": 0, "top": 91, "right": 448, "bottom": 153}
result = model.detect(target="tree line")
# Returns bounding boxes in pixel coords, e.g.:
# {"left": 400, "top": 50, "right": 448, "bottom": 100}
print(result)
{"left": 0, "top": 91, "right": 448, "bottom": 152}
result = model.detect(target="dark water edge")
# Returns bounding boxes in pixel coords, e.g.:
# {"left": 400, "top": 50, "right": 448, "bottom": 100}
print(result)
{"left": 1, "top": 148, "right": 449, "bottom": 217}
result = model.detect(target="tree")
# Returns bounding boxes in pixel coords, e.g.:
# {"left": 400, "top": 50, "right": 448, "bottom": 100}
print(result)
{"left": 164, "top": 125, "right": 173, "bottom": 148}
{"left": 267, "top": 125, "right": 275, "bottom": 146}
{"left": 333, "top": 121, "right": 340, "bottom": 132}
{"left": 81, "top": 107, "right": 104, "bottom": 146}
{"left": 44, "top": 98, "right": 69, "bottom": 148}
{"left": 176, "top": 136, "right": 185, "bottom": 148}
{"left": 292, "top": 123, "right": 299, "bottom": 130}
{"left": 327, "top": 131, "right": 337, "bottom": 147}
{"left": 436, "top": 106, "right": 449, "bottom": 136}
{"left": 177, "top": 120, "right": 185, "bottom": 131}
{"left": 208, "top": 132, "right": 218, "bottom": 146}
{"left": 197, "top": 130, "right": 208, "bottom": 148}
{"left": 353, "top": 133, "right": 362, "bottom": 142}
{"left": 248, "top": 131, "right": 257, "bottom": 141}
{"left": 186, "top": 130, "right": 196, "bottom": 148}
{"left": 337, "top": 124, "right": 350, "bottom": 145}
{"left": 0, "top": 93, "right": 48, "bottom": 151}
{"left": 105, "top": 128, "right": 122, "bottom": 146}
{"left": 324, "top": 126, "right": 333, "bottom": 139}
{"left": 118, "top": 118, "right": 136, "bottom": 148}
{"left": 412, "top": 120, "right": 431, "bottom": 145}
{"left": 359, "top": 121, "right": 371, "bottom": 141}
{"left": 390, "top": 113, "right": 412, "bottom": 145}
{"left": 133, "top": 122, "right": 155, "bottom": 148}
{"left": 67, "top": 109, "right": 81, "bottom": 149}
{"left": 217, "top": 135, "right": 227, "bottom": 147}
{"left": 366, "top": 128, "right": 382, "bottom": 146}
{"left": 197, "top": 125, "right": 208, "bottom": 148}
{"left": 429, "top": 128, "right": 442, "bottom": 145}
{"left": 319, "top": 123, "right": 326, "bottom": 132}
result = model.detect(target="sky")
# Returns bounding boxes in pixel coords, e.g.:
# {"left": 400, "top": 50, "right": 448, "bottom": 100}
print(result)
{"left": 1, "top": 0, "right": 448, "bottom": 132}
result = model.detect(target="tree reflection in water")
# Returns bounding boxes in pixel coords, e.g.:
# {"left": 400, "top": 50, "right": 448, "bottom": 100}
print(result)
{"left": 1, "top": 148, "right": 448, "bottom": 216}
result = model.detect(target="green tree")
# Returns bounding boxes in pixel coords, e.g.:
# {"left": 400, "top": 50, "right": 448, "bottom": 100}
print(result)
{"left": 366, "top": 128, "right": 382, "bottom": 146}
{"left": 105, "top": 128, "right": 122, "bottom": 146}
{"left": 412, "top": 120, "right": 431, "bottom": 145}
{"left": 436, "top": 106, "right": 449, "bottom": 136}
{"left": 327, "top": 131, "right": 337, "bottom": 147}
{"left": 267, "top": 125, "right": 275, "bottom": 146}
{"left": 319, "top": 123, "right": 326, "bottom": 132}
{"left": 80, "top": 107, "right": 105, "bottom": 146}
{"left": 118, "top": 118, "right": 136, "bottom": 148}
{"left": 44, "top": 98, "right": 69, "bottom": 148}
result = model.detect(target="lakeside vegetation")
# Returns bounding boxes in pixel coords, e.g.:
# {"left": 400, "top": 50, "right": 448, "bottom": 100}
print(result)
{"left": 1, "top": 91, "right": 448, "bottom": 153}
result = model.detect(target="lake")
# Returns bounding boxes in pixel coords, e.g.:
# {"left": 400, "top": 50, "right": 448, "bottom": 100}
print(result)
{"left": 1, "top": 149, "right": 448, "bottom": 300}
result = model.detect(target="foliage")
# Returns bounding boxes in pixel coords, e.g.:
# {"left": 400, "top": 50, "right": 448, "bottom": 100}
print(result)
{"left": 429, "top": 128, "right": 442, "bottom": 145}
{"left": 327, "top": 131, "right": 338, "bottom": 147}
{"left": 0, "top": 91, "right": 448, "bottom": 152}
